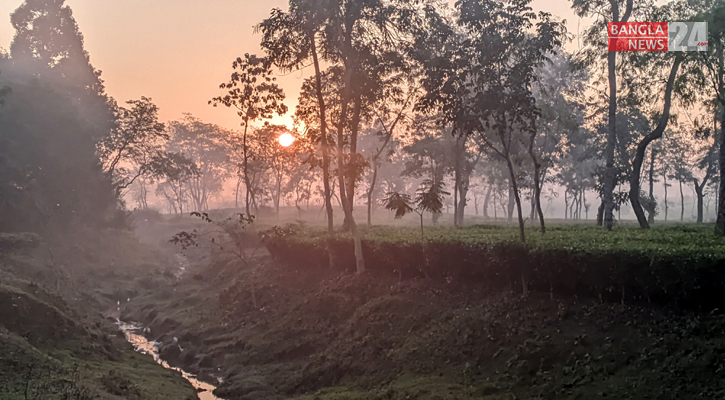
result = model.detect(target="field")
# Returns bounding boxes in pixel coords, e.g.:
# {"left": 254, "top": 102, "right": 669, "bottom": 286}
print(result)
{"left": 116, "top": 211, "right": 725, "bottom": 399}
{"left": 263, "top": 223, "right": 725, "bottom": 311}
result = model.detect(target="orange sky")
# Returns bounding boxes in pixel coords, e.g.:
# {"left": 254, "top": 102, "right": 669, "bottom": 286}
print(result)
{"left": 0, "top": 0, "right": 586, "bottom": 132}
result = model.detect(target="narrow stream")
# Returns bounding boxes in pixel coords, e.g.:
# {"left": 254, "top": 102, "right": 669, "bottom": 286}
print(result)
{"left": 118, "top": 321, "right": 223, "bottom": 400}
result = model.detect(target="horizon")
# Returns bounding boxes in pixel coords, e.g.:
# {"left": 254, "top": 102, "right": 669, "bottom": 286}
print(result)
{"left": 0, "top": 0, "right": 584, "bottom": 132}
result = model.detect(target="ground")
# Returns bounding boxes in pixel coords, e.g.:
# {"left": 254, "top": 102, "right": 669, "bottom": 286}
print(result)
{"left": 5, "top": 210, "right": 724, "bottom": 400}
{"left": 121, "top": 215, "right": 725, "bottom": 400}
{"left": 0, "top": 227, "right": 198, "bottom": 399}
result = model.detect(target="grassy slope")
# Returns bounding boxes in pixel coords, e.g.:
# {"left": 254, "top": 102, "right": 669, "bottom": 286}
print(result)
{"left": 0, "top": 228, "right": 198, "bottom": 400}
{"left": 122, "top": 221, "right": 725, "bottom": 400}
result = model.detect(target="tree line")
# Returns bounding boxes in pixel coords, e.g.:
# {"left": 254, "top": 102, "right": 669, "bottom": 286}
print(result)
{"left": 1, "top": 0, "right": 724, "bottom": 272}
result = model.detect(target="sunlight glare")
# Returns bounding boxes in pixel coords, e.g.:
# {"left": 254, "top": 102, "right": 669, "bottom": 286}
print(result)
{"left": 278, "top": 132, "right": 295, "bottom": 147}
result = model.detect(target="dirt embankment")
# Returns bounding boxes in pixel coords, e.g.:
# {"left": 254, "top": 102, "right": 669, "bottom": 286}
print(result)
{"left": 0, "top": 229, "right": 198, "bottom": 400}
{"left": 123, "top": 251, "right": 725, "bottom": 400}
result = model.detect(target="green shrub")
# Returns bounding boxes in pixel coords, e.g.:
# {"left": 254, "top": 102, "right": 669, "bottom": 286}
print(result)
{"left": 262, "top": 225, "right": 725, "bottom": 311}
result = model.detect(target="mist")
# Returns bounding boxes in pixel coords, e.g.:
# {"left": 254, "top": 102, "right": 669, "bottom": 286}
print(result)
{"left": 1, "top": 0, "right": 725, "bottom": 399}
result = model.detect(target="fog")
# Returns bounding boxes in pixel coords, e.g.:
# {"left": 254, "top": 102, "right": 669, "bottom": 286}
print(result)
{"left": 1, "top": 0, "right": 724, "bottom": 399}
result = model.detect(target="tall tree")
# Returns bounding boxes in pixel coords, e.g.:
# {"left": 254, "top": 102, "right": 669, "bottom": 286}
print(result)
{"left": 572, "top": 0, "right": 635, "bottom": 230}
{"left": 626, "top": 53, "right": 685, "bottom": 228}
{"left": 693, "top": 1, "right": 725, "bottom": 233}
{"left": 365, "top": 80, "right": 418, "bottom": 225}
{"left": 210, "top": 54, "right": 287, "bottom": 217}
{"left": 10, "top": 0, "right": 110, "bottom": 129}
{"left": 166, "top": 115, "right": 230, "bottom": 212}
{"left": 460, "top": 0, "right": 564, "bottom": 241}
{"left": 98, "top": 97, "right": 173, "bottom": 194}
{"left": 258, "top": 1, "right": 337, "bottom": 233}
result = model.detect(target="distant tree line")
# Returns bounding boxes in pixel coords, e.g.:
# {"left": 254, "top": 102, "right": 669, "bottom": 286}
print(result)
{"left": 2, "top": 0, "right": 725, "bottom": 263}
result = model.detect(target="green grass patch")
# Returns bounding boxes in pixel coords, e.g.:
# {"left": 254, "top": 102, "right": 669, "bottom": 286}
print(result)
{"left": 263, "top": 224, "right": 725, "bottom": 311}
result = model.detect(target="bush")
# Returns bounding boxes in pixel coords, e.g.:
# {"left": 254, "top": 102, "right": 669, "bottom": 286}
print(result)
{"left": 262, "top": 225, "right": 725, "bottom": 311}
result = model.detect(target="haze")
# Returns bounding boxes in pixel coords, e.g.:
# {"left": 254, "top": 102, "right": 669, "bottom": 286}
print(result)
{"left": 1, "top": 1, "right": 724, "bottom": 399}
{"left": 0, "top": 0, "right": 582, "bottom": 132}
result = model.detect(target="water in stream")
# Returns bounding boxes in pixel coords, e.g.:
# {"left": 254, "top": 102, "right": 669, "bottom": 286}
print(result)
{"left": 118, "top": 321, "right": 223, "bottom": 400}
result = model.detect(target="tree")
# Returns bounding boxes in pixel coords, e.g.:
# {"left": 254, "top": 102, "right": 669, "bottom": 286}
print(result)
{"left": 255, "top": 124, "right": 302, "bottom": 217}
{"left": 691, "top": 1, "right": 725, "bottom": 233}
{"left": 166, "top": 115, "right": 230, "bottom": 212}
{"left": 572, "top": 0, "right": 635, "bottom": 231}
{"left": 457, "top": 0, "right": 564, "bottom": 241}
{"left": 0, "top": 71, "right": 115, "bottom": 231}
{"left": 154, "top": 152, "right": 198, "bottom": 215}
{"left": 258, "top": 0, "right": 336, "bottom": 233}
{"left": 626, "top": 53, "right": 685, "bottom": 228}
{"left": 382, "top": 179, "right": 449, "bottom": 238}
{"left": 210, "top": 54, "right": 287, "bottom": 217}
{"left": 365, "top": 82, "right": 418, "bottom": 225}
{"left": 97, "top": 97, "right": 170, "bottom": 194}
{"left": 401, "top": 117, "right": 455, "bottom": 225}
{"left": 10, "top": 0, "right": 110, "bottom": 129}
{"left": 411, "top": 5, "right": 480, "bottom": 227}
{"left": 531, "top": 52, "right": 589, "bottom": 230}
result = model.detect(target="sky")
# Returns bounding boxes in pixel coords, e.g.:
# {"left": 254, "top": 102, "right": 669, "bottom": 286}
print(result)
{"left": 0, "top": 0, "right": 587, "bottom": 132}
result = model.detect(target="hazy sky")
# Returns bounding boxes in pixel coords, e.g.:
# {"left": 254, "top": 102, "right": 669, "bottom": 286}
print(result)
{"left": 0, "top": 0, "right": 586, "bottom": 132}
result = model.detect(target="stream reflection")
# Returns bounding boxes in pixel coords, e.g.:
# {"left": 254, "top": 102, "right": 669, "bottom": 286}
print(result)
{"left": 118, "top": 321, "right": 223, "bottom": 400}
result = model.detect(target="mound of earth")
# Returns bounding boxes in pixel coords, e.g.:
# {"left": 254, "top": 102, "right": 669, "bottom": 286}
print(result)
{"left": 123, "top": 252, "right": 725, "bottom": 400}
{"left": 0, "top": 230, "right": 198, "bottom": 400}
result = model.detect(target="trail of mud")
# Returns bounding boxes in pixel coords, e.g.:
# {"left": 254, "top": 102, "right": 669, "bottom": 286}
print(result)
{"left": 118, "top": 320, "right": 223, "bottom": 400}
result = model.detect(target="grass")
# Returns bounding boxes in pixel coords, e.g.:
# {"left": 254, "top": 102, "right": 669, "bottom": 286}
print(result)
{"left": 269, "top": 223, "right": 724, "bottom": 249}
{"left": 263, "top": 223, "right": 725, "bottom": 311}
{"left": 0, "top": 226, "right": 199, "bottom": 400}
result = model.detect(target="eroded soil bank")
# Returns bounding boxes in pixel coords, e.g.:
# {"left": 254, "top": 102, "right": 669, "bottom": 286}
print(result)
{"left": 121, "top": 250, "right": 725, "bottom": 400}
{"left": 0, "top": 228, "right": 199, "bottom": 399}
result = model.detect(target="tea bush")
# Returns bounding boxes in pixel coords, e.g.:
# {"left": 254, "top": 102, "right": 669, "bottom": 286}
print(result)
{"left": 262, "top": 224, "right": 725, "bottom": 311}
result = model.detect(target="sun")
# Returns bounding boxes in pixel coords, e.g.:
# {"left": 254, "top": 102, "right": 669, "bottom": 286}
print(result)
{"left": 278, "top": 132, "right": 295, "bottom": 147}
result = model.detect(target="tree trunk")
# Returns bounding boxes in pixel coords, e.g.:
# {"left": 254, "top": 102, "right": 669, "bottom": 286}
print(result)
{"left": 234, "top": 175, "right": 242, "bottom": 209}
{"left": 367, "top": 161, "right": 378, "bottom": 226}
{"left": 716, "top": 41, "right": 725, "bottom": 234}
{"left": 474, "top": 192, "right": 479, "bottom": 216}
{"left": 336, "top": 49, "right": 365, "bottom": 274}
{"left": 453, "top": 169, "right": 459, "bottom": 226}
{"left": 275, "top": 175, "right": 282, "bottom": 218}
{"left": 629, "top": 55, "right": 682, "bottom": 229}
{"left": 493, "top": 189, "right": 498, "bottom": 220}
{"left": 680, "top": 179, "right": 684, "bottom": 222}
{"left": 507, "top": 184, "right": 515, "bottom": 222}
{"left": 603, "top": 49, "right": 618, "bottom": 231}
{"left": 528, "top": 134, "right": 545, "bottom": 233}
{"left": 663, "top": 173, "right": 668, "bottom": 221}
{"left": 647, "top": 148, "right": 656, "bottom": 224}
{"left": 504, "top": 157, "right": 526, "bottom": 242}
{"left": 342, "top": 97, "right": 363, "bottom": 231}
{"left": 602, "top": 0, "right": 633, "bottom": 230}
{"left": 242, "top": 122, "right": 251, "bottom": 217}
{"left": 310, "top": 32, "right": 334, "bottom": 234}
{"left": 483, "top": 185, "right": 492, "bottom": 218}
{"left": 695, "top": 180, "right": 705, "bottom": 223}
{"left": 597, "top": 201, "right": 604, "bottom": 226}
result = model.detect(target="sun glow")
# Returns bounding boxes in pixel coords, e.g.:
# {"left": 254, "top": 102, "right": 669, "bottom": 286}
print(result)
{"left": 278, "top": 132, "right": 295, "bottom": 147}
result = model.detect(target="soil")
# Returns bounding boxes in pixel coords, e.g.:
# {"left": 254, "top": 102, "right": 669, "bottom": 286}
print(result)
{"left": 0, "top": 229, "right": 199, "bottom": 400}
{"left": 122, "top": 248, "right": 725, "bottom": 400}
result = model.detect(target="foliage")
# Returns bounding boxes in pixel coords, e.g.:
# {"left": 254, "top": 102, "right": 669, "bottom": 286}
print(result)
{"left": 415, "top": 179, "right": 449, "bottom": 215}
{"left": 0, "top": 70, "right": 117, "bottom": 232}
{"left": 382, "top": 192, "right": 414, "bottom": 219}
{"left": 264, "top": 224, "right": 725, "bottom": 310}
{"left": 97, "top": 97, "right": 180, "bottom": 193}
